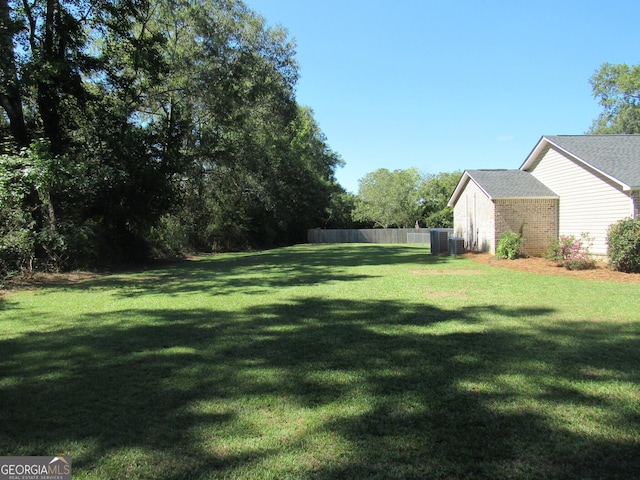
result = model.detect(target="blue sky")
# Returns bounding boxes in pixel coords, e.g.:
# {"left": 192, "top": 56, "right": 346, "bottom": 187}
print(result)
{"left": 248, "top": 0, "right": 640, "bottom": 193}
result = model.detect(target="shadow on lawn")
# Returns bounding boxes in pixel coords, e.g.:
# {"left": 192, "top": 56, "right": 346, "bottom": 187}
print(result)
{"left": 1, "top": 247, "right": 638, "bottom": 479}
{"left": 1, "top": 299, "right": 639, "bottom": 479}
{"left": 16, "top": 244, "right": 449, "bottom": 299}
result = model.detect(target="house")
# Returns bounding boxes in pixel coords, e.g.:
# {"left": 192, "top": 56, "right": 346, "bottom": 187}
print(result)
{"left": 448, "top": 135, "right": 640, "bottom": 256}
{"left": 448, "top": 169, "right": 559, "bottom": 256}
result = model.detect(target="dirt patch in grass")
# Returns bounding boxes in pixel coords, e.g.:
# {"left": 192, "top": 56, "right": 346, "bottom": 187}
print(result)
{"left": 4, "top": 271, "right": 103, "bottom": 291}
{"left": 410, "top": 269, "right": 484, "bottom": 275}
{"left": 426, "top": 290, "right": 470, "bottom": 299}
{"left": 1, "top": 257, "right": 185, "bottom": 293}
{"left": 465, "top": 252, "right": 640, "bottom": 284}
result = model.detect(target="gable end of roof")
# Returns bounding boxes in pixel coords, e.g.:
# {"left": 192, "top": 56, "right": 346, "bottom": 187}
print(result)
{"left": 521, "top": 135, "right": 640, "bottom": 190}
{"left": 448, "top": 169, "right": 557, "bottom": 206}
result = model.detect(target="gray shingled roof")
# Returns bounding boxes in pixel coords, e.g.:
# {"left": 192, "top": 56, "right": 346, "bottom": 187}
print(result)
{"left": 467, "top": 169, "right": 558, "bottom": 199}
{"left": 542, "top": 135, "right": 640, "bottom": 188}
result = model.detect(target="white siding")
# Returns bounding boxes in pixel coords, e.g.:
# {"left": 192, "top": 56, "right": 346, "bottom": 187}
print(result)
{"left": 453, "top": 179, "right": 495, "bottom": 253}
{"left": 528, "top": 146, "right": 633, "bottom": 255}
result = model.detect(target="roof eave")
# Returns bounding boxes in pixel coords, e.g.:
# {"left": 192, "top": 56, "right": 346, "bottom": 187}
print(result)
{"left": 519, "top": 136, "right": 548, "bottom": 171}
{"left": 492, "top": 196, "right": 559, "bottom": 200}
{"left": 448, "top": 171, "right": 495, "bottom": 206}
{"left": 448, "top": 171, "right": 471, "bottom": 207}
{"left": 522, "top": 135, "right": 632, "bottom": 190}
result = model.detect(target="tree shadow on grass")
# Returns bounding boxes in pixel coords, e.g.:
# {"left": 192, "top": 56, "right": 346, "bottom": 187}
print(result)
{"left": 1, "top": 296, "right": 638, "bottom": 477}
{"left": 8, "top": 245, "right": 452, "bottom": 299}
{"left": 0, "top": 294, "right": 7, "bottom": 310}
{"left": 0, "top": 294, "right": 19, "bottom": 314}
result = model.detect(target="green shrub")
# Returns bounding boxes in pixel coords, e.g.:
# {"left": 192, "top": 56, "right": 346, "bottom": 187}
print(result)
{"left": 545, "top": 233, "right": 596, "bottom": 270}
{"left": 0, "top": 153, "right": 36, "bottom": 284}
{"left": 148, "top": 214, "right": 191, "bottom": 258}
{"left": 496, "top": 231, "right": 524, "bottom": 260}
{"left": 607, "top": 218, "right": 640, "bottom": 273}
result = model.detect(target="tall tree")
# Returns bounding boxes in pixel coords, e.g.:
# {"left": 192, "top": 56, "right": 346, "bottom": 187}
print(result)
{"left": 0, "top": 0, "right": 186, "bottom": 264}
{"left": 321, "top": 190, "right": 358, "bottom": 229}
{"left": 151, "top": 0, "right": 302, "bottom": 249}
{"left": 0, "top": 0, "right": 28, "bottom": 147}
{"left": 269, "top": 106, "right": 344, "bottom": 242}
{"left": 589, "top": 62, "right": 640, "bottom": 134}
{"left": 139, "top": 0, "right": 343, "bottom": 250}
{"left": 353, "top": 168, "right": 422, "bottom": 228}
{"left": 419, "top": 171, "right": 462, "bottom": 228}
{"left": 0, "top": 0, "right": 345, "bottom": 273}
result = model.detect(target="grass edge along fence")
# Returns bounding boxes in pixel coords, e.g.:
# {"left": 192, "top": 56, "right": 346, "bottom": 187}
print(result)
{"left": 308, "top": 228, "right": 431, "bottom": 244}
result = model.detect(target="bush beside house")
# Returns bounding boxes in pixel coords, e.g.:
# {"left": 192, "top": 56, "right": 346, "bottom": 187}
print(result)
{"left": 607, "top": 218, "right": 640, "bottom": 273}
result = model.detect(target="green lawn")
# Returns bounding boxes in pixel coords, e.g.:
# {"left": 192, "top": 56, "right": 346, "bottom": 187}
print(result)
{"left": 1, "top": 244, "right": 639, "bottom": 479}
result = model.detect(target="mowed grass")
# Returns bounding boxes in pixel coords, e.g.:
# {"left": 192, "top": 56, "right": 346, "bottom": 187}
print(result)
{"left": 0, "top": 244, "right": 639, "bottom": 479}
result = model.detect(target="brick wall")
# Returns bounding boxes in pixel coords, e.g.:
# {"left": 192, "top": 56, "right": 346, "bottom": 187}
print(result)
{"left": 494, "top": 198, "right": 558, "bottom": 256}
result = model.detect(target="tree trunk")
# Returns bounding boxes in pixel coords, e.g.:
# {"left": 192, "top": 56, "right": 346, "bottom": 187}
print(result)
{"left": 0, "top": 0, "right": 29, "bottom": 147}
{"left": 37, "top": 0, "right": 65, "bottom": 155}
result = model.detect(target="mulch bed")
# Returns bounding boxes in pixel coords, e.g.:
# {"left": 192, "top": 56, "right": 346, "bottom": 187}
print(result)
{"left": 465, "top": 252, "right": 640, "bottom": 284}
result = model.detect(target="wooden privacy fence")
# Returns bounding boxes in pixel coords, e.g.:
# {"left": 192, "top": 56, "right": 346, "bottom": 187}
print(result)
{"left": 307, "top": 228, "right": 431, "bottom": 244}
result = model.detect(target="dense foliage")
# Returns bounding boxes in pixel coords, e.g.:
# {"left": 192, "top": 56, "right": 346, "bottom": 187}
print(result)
{"left": 607, "top": 218, "right": 640, "bottom": 273}
{"left": 589, "top": 62, "right": 640, "bottom": 134}
{"left": 0, "top": 0, "right": 347, "bottom": 279}
{"left": 418, "top": 171, "right": 461, "bottom": 228}
{"left": 352, "top": 168, "right": 460, "bottom": 228}
{"left": 353, "top": 168, "right": 422, "bottom": 228}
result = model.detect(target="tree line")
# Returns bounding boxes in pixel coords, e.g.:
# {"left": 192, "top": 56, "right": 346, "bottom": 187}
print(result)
{"left": 352, "top": 168, "right": 461, "bottom": 229}
{"left": 0, "top": 0, "right": 349, "bottom": 278}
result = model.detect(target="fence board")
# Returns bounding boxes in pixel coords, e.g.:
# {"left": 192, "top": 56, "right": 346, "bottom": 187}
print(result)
{"left": 308, "top": 228, "right": 431, "bottom": 244}
{"left": 407, "top": 232, "right": 432, "bottom": 244}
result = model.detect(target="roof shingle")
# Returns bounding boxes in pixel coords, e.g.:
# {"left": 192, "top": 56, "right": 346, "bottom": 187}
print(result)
{"left": 466, "top": 170, "right": 557, "bottom": 199}
{"left": 541, "top": 135, "right": 640, "bottom": 188}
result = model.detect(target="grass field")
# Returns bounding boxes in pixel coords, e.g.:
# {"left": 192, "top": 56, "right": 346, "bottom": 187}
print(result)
{"left": 1, "top": 244, "right": 639, "bottom": 479}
